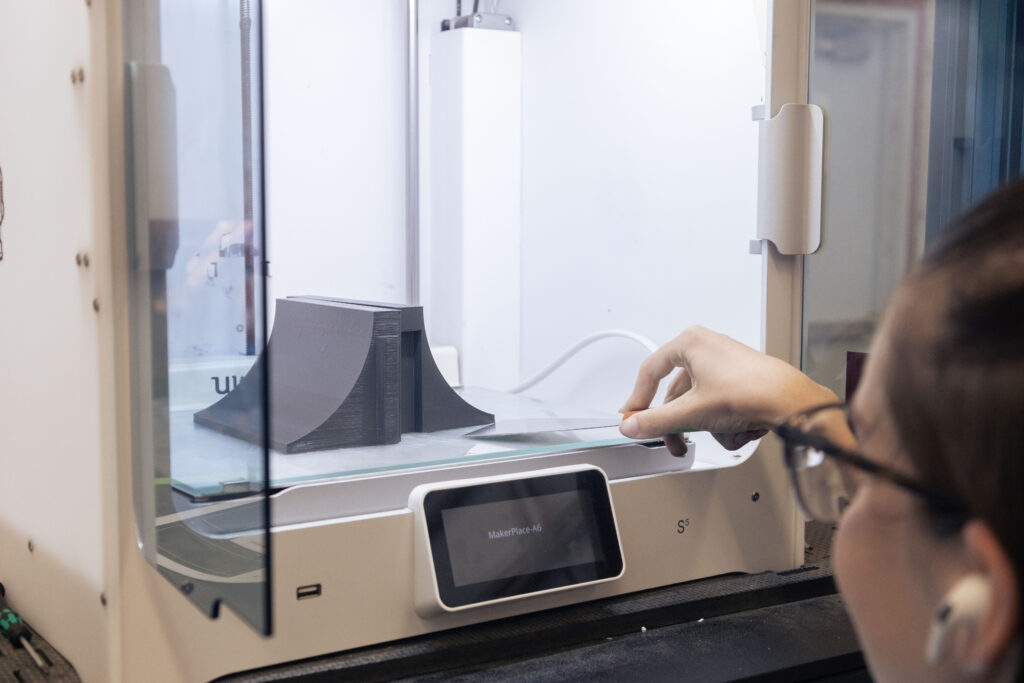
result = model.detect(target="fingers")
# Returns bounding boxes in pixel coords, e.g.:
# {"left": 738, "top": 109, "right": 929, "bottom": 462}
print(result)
{"left": 620, "top": 353, "right": 676, "bottom": 413}
{"left": 620, "top": 393, "right": 701, "bottom": 439}
{"left": 711, "top": 428, "right": 769, "bottom": 451}
{"left": 664, "top": 432, "right": 689, "bottom": 457}
{"left": 619, "top": 330, "right": 699, "bottom": 413}
{"left": 663, "top": 366, "right": 693, "bottom": 403}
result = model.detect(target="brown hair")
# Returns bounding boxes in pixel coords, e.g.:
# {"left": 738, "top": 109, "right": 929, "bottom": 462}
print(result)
{"left": 884, "top": 178, "right": 1024, "bottom": 580}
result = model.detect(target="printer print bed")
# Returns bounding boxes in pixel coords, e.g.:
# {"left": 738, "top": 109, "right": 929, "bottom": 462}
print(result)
{"left": 169, "top": 387, "right": 638, "bottom": 500}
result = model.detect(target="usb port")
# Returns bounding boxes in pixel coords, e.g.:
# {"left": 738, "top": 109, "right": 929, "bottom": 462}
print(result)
{"left": 296, "top": 584, "right": 322, "bottom": 600}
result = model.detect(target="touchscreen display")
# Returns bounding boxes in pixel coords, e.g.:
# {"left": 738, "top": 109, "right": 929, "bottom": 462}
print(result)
{"left": 441, "top": 490, "right": 599, "bottom": 587}
{"left": 423, "top": 469, "right": 623, "bottom": 608}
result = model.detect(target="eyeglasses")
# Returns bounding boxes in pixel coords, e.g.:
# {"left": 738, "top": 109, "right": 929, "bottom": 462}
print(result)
{"left": 773, "top": 403, "right": 969, "bottom": 526}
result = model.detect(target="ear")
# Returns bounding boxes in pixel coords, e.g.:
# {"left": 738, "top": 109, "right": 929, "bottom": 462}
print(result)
{"left": 956, "top": 520, "right": 1019, "bottom": 675}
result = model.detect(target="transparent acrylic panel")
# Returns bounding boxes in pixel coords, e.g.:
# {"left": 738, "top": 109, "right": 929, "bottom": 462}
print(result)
{"left": 124, "top": 0, "right": 270, "bottom": 634}
{"left": 804, "top": 0, "right": 1024, "bottom": 397}
{"left": 803, "top": 1, "right": 934, "bottom": 396}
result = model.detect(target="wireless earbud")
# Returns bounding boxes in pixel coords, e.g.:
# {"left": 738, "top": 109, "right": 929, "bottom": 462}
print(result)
{"left": 925, "top": 573, "right": 993, "bottom": 665}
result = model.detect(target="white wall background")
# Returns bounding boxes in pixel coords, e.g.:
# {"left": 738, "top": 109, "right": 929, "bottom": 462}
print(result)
{"left": 264, "top": 0, "right": 409, "bottom": 306}
{"left": 494, "top": 0, "right": 765, "bottom": 412}
{"left": 265, "top": 0, "right": 766, "bottom": 414}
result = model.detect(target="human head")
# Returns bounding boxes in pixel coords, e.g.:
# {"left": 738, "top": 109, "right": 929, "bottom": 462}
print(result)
{"left": 839, "top": 179, "right": 1024, "bottom": 681}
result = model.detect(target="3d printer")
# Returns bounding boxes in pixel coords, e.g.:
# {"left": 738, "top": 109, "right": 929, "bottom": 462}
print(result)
{"left": 0, "top": 0, "right": 977, "bottom": 679}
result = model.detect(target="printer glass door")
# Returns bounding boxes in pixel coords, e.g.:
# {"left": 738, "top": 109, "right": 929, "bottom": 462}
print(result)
{"left": 122, "top": 0, "right": 272, "bottom": 636}
{"left": 802, "top": 0, "right": 1024, "bottom": 398}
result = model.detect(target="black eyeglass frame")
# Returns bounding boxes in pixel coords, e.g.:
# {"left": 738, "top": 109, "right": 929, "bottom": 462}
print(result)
{"left": 772, "top": 402, "right": 969, "bottom": 524}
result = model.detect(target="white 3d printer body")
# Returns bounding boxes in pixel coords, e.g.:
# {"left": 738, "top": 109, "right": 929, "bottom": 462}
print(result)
{"left": 0, "top": 1, "right": 943, "bottom": 680}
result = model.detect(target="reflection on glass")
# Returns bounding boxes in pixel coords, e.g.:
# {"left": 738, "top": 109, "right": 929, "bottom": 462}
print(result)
{"left": 804, "top": 0, "right": 1024, "bottom": 399}
{"left": 804, "top": 1, "right": 934, "bottom": 396}
{"left": 123, "top": 0, "right": 270, "bottom": 634}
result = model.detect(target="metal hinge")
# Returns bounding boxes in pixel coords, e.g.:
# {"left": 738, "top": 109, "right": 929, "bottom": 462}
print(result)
{"left": 441, "top": 12, "right": 515, "bottom": 32}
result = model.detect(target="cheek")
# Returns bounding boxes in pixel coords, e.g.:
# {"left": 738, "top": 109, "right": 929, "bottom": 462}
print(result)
{"left": 834, "top": 491, "right": 890, "bottom": 617}
{"left": 833, "top": 487, "right": 931, "bottom": 679}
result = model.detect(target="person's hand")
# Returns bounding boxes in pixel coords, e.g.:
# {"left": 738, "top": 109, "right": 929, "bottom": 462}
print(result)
{"left": 619, "top": 326, "right": 838, "bottom": 456}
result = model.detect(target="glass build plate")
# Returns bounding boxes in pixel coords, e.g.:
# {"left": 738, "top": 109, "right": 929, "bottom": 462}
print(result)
{"left": 170, "top": 388, "right": 635, "bottom": 499}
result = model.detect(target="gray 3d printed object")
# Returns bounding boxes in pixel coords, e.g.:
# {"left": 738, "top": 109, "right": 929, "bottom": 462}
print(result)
{"left": 193, "top": 297, "right": 493, "bottom": 453}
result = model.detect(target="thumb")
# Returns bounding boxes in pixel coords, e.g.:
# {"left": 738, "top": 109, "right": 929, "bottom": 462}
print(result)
{"left": 620, "top": 394, "right": 701, "bottom": 439}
